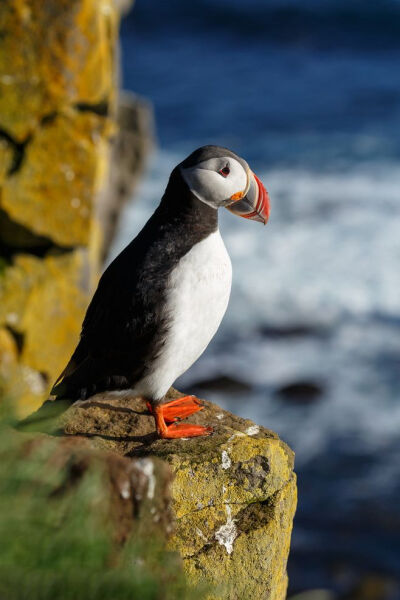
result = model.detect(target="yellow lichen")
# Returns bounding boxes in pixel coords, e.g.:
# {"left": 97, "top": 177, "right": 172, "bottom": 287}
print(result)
{"left": 1, "top": 111, "right": 113, "bottom": 246}
{"left": 0, "top": 0, "right": 126, "bottom": 416}
{"left": 0, "top": 251, "right": 92, "bottom": 415}
{"left": 0, "top": 326, "right": 47, "bottom": 417}
{"left": 176, "top": 477, "right": 297, "bottom": 600}
{"left": 60, "top": 394, "right": 297, "bottom": 599}
{"left": 168, "top": 432, "right": 296, "bottom": 599}
{"left": 0, "top": 138, "right": 14, "bottom": 184}
{"left": 0, "top": 0, "right": 119, "bottom": 141}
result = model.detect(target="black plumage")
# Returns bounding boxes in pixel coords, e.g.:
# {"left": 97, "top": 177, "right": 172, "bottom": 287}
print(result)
{"left": 20, "top": 144, "right": 270, "bottom": 439}
{"left": 52, "top": 165, "right": 217, "bottom": 401}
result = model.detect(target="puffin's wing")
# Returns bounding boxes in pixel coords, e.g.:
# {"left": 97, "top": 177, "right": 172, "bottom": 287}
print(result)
{"left": 51, "top": 243, "right": 166, "bottom": 400}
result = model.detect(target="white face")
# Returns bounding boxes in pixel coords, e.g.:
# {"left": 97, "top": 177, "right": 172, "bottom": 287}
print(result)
{"left": 180, "top": 156, "right": 249, "bottom": 209}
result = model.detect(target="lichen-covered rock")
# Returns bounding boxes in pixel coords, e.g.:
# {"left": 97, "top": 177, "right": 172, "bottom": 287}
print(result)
{"left": 1, "top": 111, "right": 113, "bottom": 247}
{"left": 0, "top": 0, "right": 153, "bottom": 418}
{"left": 0, "top": 327, "right": 47, "bottom": 416}
{"left": 0, "top": 251, "right": 91, "bottom": 415}
{"left": 0, "top": 138, "right": 14, "bottom": 183}
{"left": 98, "top": 92, "right": 155, "bottom": 259}
{"left": 60, "top": 391, "right": 297, "bottom": 599}
{"left": 0, "top": 0, "right": 120, "bottom": 142}
{"left": 0, "top": 0, "right": 122, "bottom": 247}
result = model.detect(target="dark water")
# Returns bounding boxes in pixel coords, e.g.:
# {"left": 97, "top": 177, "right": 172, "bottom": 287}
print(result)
{"left": 116, "top": 1, "right": 400, "bottom": 596}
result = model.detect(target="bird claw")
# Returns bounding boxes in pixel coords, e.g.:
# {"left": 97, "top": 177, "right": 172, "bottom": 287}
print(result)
{"left": 151, "top": 401, "right": 212, "bottom": 439}
{"left": 147, "top": 395, "right": 204, "bottom": 423}
{"left": 159, "top": 423, "right": 213, "bottom": 439}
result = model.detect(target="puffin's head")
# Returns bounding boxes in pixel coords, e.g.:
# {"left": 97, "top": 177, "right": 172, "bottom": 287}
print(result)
{"left": 179, "top": 145, "right": 270, "bottom": 224}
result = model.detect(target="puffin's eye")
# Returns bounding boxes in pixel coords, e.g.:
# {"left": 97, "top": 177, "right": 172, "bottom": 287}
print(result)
{"left": 219, "top": 165, "right": 230, "bottom": 178}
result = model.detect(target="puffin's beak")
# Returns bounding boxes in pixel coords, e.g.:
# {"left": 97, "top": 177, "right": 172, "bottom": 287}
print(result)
{"left": 227, "top": 171, "right": 270, "bottom": 225}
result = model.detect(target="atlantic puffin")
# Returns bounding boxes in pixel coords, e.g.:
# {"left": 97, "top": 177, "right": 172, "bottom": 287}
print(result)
{"left": 51, "top": 145, "right": 270, "bottom": 439}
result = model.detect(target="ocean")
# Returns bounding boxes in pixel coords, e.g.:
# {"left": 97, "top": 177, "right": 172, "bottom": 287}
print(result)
{"left": 112, "top": 1, "right": 400, "bottom": 595}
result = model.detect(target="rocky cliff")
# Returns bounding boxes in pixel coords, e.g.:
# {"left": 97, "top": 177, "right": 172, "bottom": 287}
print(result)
{"left": 0, "top": 0, "right": 152, "bottom": 416}
{"left": 57, "top": 390, "right": 297, "bottom": 600}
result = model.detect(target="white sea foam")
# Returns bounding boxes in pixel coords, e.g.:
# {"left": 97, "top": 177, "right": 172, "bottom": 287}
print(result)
{"left": 110, "top": 149, "right": 400, "bottom": 492}
{"left": 111, "top": 151, "right": 400, "bottom": 324}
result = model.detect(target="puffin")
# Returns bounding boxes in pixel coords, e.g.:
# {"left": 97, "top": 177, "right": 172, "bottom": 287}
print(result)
{"left": 51, "top": 145, "right": 270, "bottom": 439}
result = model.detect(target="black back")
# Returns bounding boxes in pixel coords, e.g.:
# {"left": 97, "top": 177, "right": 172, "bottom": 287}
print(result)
{"left": 52, "top": 166, "right": 218, "bottom": 401}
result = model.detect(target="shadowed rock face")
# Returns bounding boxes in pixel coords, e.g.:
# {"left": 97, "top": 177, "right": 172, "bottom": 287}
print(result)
{"left": 62, "top": 390, "right": 297, "bottom": 600}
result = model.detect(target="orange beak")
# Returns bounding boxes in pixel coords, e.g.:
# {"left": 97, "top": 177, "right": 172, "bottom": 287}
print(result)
{"left": 227, "top": 171, "right": 270, "bottom": 225}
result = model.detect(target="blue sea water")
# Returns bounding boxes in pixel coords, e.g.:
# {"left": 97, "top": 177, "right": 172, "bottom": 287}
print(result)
{"left": 113, "top": 1, "right": 400, "bottom": 595}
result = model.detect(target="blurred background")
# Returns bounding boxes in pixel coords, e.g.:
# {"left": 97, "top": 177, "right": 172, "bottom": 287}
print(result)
{"left": 109, "top": 1, "right": 400, "bottom": 597}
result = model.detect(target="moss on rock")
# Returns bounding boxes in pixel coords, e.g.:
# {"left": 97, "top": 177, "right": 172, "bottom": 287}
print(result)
{"left": 0, "top": 421, "right": 200, "bottom": 600}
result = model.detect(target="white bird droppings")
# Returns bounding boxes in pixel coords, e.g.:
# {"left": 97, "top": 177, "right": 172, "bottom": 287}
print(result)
{"left": 246, "top": 425, "right": 260, "bottom": 436}
{"left": 221, "top": 450, "right": 231, "bottom": 469}
{"left": 215, "top": 505, "right": 238, "bottom": 555}
{"left": 119, "top": 480, "right": 131, "bottom": 500}
{"left": 137, "top": 458, "right": 155, "bottom": 499}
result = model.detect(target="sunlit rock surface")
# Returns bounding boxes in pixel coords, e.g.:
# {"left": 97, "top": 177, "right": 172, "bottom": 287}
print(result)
{"left": 0, "top": 0, "right": 152, "bottom": 417}
{"left": 61, "top": 390, "right": 297, "bottom": 599}
{"left": 1, "top": 111, "right": 112, "bottom": 247}
{"left": 0, "top": 0, "right": 119, "bottom": 141}
{"left": 0, "top": 252, "right": 90, "bottom": 414}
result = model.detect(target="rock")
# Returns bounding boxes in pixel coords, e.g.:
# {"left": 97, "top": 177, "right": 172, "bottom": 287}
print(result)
{"left": 1, "top": 111, "right": 113, "bottom": 247}
{"left": 0, "top": 0, "right": 152, "bottom": 416}
{"left": 190, "top": 375, "right": 252, "bottom": 394}
{"left": 59, "top": 390, "right": 297, "bottom": 599}
{"left": 0, "top": 251, "right": 91, "bottom": 416}
{"left": 0, "top": 0, "right": 122, "bottom": 142}
{"left": 32, "top": 434, "right": 174, "bottom": 544}
{"left": 0, "top": 209, "right": 53, "bottom": 251}
{"left": 98, "top": 92, "right": 155, "bottom": 261}
{"left": 0, "top": 421, "right": 199, "bottom": 598}
{"left": 6, "top": 426, "right": 174, "bottom": 554}
{"left": 0, "top": 137, "right": 14, "bottom": 184}
{"left": 275, "top": 381, "right": 324, "bottom": 405}
{"left": 0, "top": 327, "right": 50, "bottom": 418}
{"left": 259, "top": 324, "right": 329, "bottom": 339}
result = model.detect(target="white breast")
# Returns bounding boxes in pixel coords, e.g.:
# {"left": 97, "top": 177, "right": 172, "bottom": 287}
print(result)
{"left": 135, "top": 229, "right": 232, "bottom": 400}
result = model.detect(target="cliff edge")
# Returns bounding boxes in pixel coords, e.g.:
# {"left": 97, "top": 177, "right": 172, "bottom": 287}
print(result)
{"left": 60, "top": 390, "right": 297, "bottom": 600}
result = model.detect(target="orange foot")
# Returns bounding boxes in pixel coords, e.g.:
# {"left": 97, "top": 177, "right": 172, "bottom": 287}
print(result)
{"left": 152, "top": 402, "right": 213, "bottom": 439}
{"left": 146, "top": 395, "right": 204, "bottom": 423}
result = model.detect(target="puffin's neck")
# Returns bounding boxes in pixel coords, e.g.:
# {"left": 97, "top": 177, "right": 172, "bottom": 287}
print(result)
{"left": 157, "top": 169, "right": 218, "bottom": 239}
